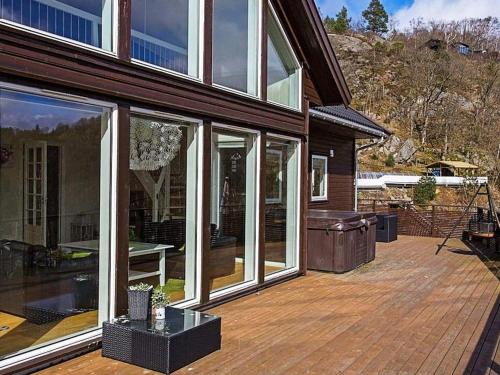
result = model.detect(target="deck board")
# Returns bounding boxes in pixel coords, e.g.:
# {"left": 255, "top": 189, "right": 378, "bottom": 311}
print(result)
{"left": 35, "top": 236, "right": 500, "bottom": 375}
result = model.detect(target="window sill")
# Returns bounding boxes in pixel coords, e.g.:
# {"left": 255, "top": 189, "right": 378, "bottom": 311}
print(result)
{"left": 310, "top": 198, "right": 328, "bottom": 203}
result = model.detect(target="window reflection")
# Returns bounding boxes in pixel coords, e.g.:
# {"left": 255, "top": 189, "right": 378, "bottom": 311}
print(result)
{"left": 209, "top": 128, "right": 258, "bottom": 292}
{"left": 311, "top": 155, "right": 327, "bottom": 200}
{"left": 0, "top": 0, "right": 113, "bottom": 50}
{"left": 265, "top": 137, "right": 299, "bottom": 276}
{"left": 0, "top": 88, "right": 112, "bottom": 359}
{"left": 131, "top": 0, "right": 200, "bottom": 77}
{"left": 128, "top": 114, "right": 199, "bottom": 304}
{"left": 267, "top": 8, "right": 300, "bottom": 109}
{"left": 213, "top": 0, "right": 259, "bottom": 95}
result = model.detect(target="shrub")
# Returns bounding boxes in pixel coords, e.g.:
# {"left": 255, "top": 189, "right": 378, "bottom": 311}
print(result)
{"left": 414, "top": 176, "right": 437, "bottom": 204}
{"left": 385, "top": 153, "right": 395, "bottom": 167}
{"left": 370, "top": 153, "right": 379, "bottom": 160}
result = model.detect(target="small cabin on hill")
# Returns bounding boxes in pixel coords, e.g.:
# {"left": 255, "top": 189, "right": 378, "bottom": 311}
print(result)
{"left": 426, "top": 161, "right": 478, "bottom": 177}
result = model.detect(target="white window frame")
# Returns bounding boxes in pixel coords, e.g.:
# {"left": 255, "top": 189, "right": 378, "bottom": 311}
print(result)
{"left": 311, "top": 154, "right": 328, "bottom": 202}
{"left": 212, "top": 0, "right": 263, "bottom": 99}
{"left": 0, "top": 0, "right": 119, "bottom": 57}
{"left": 265, "top": 148, "right": 282, "bottom": 204}
{"left": 129, "top": 107, "right": 204, "bottom": 308}
{"left": 266, "top": 3, "right": 303, "bottom": 112}
{"left": 130, "top": 0, "right": 205, "bottom": 82}
{"left": 0, "top": 81, "right": 118, "bottom": 371}
{"left": 209, "top": 123, "right": 261, "bottom": 300}
{"left": 264, "top": 133, "right": 301, "bottom": 282}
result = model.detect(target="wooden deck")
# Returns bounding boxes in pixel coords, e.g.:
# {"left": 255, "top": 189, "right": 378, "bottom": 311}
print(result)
{"left": 36, "top": 236, "right": 500, "bottom": 375}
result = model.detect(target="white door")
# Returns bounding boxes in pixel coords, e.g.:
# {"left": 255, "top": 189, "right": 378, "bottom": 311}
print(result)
{"left": 24, "top": 142, "right": 47, "bottom": 246}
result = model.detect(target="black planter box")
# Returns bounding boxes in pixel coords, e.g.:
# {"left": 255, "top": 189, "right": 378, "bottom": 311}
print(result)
{"left": 376, "top": 214, "right": 398, "bottom": 243}
{"left": 102, "top": 307, "right": 221, "bottom": 374}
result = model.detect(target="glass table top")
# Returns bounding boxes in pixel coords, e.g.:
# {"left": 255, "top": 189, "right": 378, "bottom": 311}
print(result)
{"left": 110, "top": 307, "right": 219, "bottom": 336}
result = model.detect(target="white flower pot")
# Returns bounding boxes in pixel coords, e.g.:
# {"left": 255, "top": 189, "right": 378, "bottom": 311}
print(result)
{"left": 154, "top": 307, "right": 166, "bottom": 320}
{"left": 154, "top": 318, "right": 165, "bottom": 332}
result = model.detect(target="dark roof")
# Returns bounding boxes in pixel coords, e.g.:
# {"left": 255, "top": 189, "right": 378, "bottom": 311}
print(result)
{"left": 310, "top": 105, "right": 391, "bottom": 138}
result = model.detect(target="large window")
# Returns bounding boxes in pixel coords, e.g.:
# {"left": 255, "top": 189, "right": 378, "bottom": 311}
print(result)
{"left": 209, "top": 126, "right": 259, "bottom": 294}
{"left": 213, "top": 0, "right": 260, "bottom": 96}
{"left": 0, "top": 0, "right": 114, "bottom": 51}
{"left": 128, "top": 112, "right": 200, "bottom": 304}
{"left": 267, "top": 6, "right": 300, "bottom": 109}
{"left": 131, "top": 0, "right": 201, "bottom": 78}
{"left": 311, "top": 155, "right": 328, "bottom": 201}
{"left": 0, "top": 85, "right": 113, "bottom": 359}
{"left": 265, "top": 136, "right": 299, "bottom": 277}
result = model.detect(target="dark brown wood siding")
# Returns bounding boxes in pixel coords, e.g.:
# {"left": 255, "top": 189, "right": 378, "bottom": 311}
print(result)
{"left": 304, "top": 70, "right": 323, "bottom": 107}
{"left": 308, "top": 120, "right": 355, "bottom": 211}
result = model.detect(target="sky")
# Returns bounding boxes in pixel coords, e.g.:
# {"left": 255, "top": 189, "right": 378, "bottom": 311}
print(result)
{"left": 315, "top": 0, "right": 500, "bottom": 30}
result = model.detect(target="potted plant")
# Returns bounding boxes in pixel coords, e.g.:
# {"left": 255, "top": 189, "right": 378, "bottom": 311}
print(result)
{"left": 151, "top": 285, "right": 170, "bottom": 320}
{"left": 127, "top": 282, "right": 152, "bottom": 320}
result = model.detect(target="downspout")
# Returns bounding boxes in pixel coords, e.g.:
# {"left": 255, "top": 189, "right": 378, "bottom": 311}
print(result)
{"left": 354, "top": 137, "right": 389, "bottom": 211}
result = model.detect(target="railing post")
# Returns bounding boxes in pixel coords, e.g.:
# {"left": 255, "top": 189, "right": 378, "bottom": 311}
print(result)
{"left": 431, "top": 205, "right": 436, "bottom": 237}
{"left": 372, "top": 200, "right": 376, "bottom": 213}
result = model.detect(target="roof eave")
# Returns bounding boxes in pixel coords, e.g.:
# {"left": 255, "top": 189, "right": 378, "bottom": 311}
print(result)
{"left": 310, "top": 109, "right": 389, "bottom": 139}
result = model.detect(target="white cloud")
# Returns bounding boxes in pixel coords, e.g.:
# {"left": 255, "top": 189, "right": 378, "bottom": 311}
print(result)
{"left": 394, "top": 0, "right": 500, "bottom": 30}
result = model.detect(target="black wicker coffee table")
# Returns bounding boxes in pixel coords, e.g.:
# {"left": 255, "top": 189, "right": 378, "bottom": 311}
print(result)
{"left": 102, "top": 307, "right": 221, "bottom": 374}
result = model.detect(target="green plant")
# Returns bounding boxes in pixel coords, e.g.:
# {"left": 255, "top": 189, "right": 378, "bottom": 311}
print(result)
{"left": 151, "top": 285, "right": 170, "bottom": 309}
{"left": 370, "top": 153, "right": 379, "bottom": 160}
{"left": 414, "top": 176, "right": 437, "bottom": 204}
{"left": 362, "top": 0, "right": 389, "bottom": 34}
{"left": 385, "top": 153, "right": 395, "bottom": 167}
{"left": 128, "top": 282, "right": 152, "bottom": 292}
{"left": 324, "top": 6, "right": 351, "bottom": 34}
{"left": 374, "top": 41, "right": 386, "bottom": 52}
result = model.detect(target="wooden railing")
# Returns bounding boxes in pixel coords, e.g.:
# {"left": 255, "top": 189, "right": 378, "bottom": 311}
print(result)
{"left": 358, "top": 199, "right": 497, "bottom": 238}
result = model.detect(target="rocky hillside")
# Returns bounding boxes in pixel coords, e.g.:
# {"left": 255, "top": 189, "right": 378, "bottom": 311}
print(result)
{"left": 327, "top": 19, "right": 500, "bottom": 189}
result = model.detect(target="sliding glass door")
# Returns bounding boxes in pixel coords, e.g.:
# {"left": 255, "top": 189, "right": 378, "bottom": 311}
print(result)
{"left": 0, "top": 84, "right": 113, "bottom": 359}
{"left": 127, "top": 112, "right": 200, "bottom": 304}
{"left": 209, "top": 126, "right": 259, "bottom": 294}
{"left": 264, "top": 136, "right": 300, "bottom": 276}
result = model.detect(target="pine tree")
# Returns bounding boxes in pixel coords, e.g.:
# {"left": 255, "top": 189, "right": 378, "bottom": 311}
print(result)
{"left": 324, "top": 7, "right": 351, "bottom": 34}
{"left": 333, "top": 7, "right": 351, "bottom": 34}
{"left": 362, "top": 0, "right": 389, "bottom": 34}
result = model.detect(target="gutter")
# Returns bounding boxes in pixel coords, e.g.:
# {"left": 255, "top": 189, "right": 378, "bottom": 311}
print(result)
{"left": 354, "top": 137, "right": 389, "bottom": 210}
{"left": 309, "top": 109, "right": 389, "bottom": 139}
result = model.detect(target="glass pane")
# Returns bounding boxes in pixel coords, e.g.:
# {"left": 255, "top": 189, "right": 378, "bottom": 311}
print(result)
{"left": 266, "top": 150, "right": 282, "bottom": 203}
{"left": 0, "top": 0, "right": 113, "bottom": 51}
{"left": 131, "top": 0, "right": 200, "bottom": 77}
{"left": 312, "top": 157, "right": 326, "bottom": 198}
{"left": 209, "top": 128, "right": 258, "bottom": 293}
{"left": 265, "top": 137, "right": 299, "bottom": 276}
{"left": 267, "top": 9, "right": 300, "bottom": 109}
{"left": 128, "top": 114, "right": 199, "bottom": 304}
{"left": 0, "top": 88, "right": 111, "bottom": 359}
{"left": 213, "top": 0, "right": 259, "bottom": 95}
